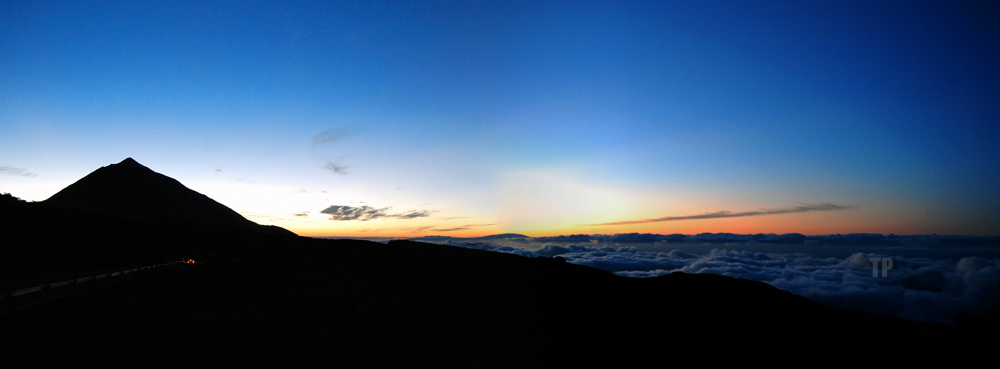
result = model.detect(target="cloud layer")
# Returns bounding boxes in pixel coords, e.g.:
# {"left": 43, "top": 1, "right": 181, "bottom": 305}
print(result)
{"left": 427, "top": 235, "right": 1000, "bottom": 323}
{"left": 590, "top": 203, "right": 853, "bottom": 226}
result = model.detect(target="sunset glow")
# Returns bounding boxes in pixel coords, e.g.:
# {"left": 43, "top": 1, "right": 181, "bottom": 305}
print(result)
{"left": 2, "top": 1, "right": 998, "bottom": 237}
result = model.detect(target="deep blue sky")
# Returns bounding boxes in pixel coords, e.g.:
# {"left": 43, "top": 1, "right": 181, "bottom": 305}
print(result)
{"left": 2, "top": 0, "right": 998, "bottom": 236}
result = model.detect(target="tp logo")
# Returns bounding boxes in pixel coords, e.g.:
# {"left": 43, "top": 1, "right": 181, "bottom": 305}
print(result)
{"left": 869, "top": 257, "right": 893, "bottom": 277}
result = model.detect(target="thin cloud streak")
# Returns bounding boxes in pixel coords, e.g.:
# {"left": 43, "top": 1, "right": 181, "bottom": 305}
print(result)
{"left": 588, "top": 203, "right": 854, "bottom": 226}
{"left": 394, "top": 210, "right": 432, "bottom": 219}
{"left": 462, "top": 223, "right": 497, "bottom": 227}
{"left": 432, "top": 223, "right": 497, "bottom": 232}
{"left": 312, "top": 127, "right": 356, "bottom": 146}
{"left": 0, "top": 166, "right": 37, "bottom": 177}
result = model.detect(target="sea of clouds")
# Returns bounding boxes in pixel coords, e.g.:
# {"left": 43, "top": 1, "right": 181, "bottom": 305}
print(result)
{"left": 412, "top": 234, "right": 1000, "bottom": 324}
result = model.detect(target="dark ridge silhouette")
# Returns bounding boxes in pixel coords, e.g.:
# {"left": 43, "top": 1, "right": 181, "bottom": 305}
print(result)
{"left": 1, "top": 159, "right": 993, "bottom": 366}
{"left": 43, "top": 158, "right": 261, "bottom": 228}
{"left": 472, "top": 233, "right": 529, "bottom": 240}
{"left": 409, "top": 233, "right": 529, "bottom": 242}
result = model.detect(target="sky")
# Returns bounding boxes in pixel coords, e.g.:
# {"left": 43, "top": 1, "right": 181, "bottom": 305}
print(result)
{"left": 3, "top": 0, "right": 999, "bottom": 238}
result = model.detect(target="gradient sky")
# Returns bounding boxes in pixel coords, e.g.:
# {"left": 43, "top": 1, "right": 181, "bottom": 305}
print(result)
{"left": 2, "top": 0, "right": 999, "bottom": 237}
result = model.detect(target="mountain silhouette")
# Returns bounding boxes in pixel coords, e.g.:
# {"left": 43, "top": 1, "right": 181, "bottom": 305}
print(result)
{"left": 1, "top": 158, "right": 293, "bottom": 277}
{"left": 43, "top": 158, "right": 257, "bottom": 227}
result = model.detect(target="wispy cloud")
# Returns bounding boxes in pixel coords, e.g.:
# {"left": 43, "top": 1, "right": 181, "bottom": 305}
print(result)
{"left": 395, "top": 210, "right": 432, "bottom": 219}
{"left": 321, "top": 205, "right": 388, "bottom": 221}
{"left": 588, "top": 203, "right": 854, "bottom": 226}
{"left": 0, "top": 166, "right": 37, "bottom": 177}
{"left": 313, "top": 127, "right": 355, "bottom": 175}
{"left": 321, "top": 205, "right": 431, "bottom": 221}
{"left": 293, "top": 212, "right": 310, "bottom": 217}
{"left": 322, "top": 160, "right": 350, "bottom": 175}
{"left": 425, "top": 223, "right": 497, "bottom": 232}
{"left": 312, "top": 127, "right": 356, "bottom": 146}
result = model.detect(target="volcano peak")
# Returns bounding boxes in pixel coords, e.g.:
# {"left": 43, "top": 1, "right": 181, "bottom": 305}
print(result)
{"left": 117, "top": 157, "right": 144, "bottom": 167}
{"left": 42, "top": 158, "right": 256, "bottom": 227}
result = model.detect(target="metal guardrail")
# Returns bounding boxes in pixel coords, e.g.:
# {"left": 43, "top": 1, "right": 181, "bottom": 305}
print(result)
{"left": 0, "top": 260, "right": 198, "bottom": 314}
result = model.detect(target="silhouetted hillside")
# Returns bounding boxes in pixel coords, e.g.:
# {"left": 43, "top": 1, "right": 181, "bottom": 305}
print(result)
{"left": 43, "top": 158, "right": 262, "bottom": 228}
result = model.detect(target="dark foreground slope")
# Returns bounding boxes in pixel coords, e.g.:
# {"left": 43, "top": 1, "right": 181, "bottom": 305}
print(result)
{"left": 1, "top": 160, "right": 992, "bottom": 366}
{"left": 0, "top": 229, "right": 987, "bottom": 367}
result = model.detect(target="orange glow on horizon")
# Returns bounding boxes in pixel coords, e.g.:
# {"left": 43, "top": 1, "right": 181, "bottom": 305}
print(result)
{"left": 289, "top": 211, "right": 939, "bottom": 238}
{"left": 280, "top": 200, "right": 953, "bottom": 238}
